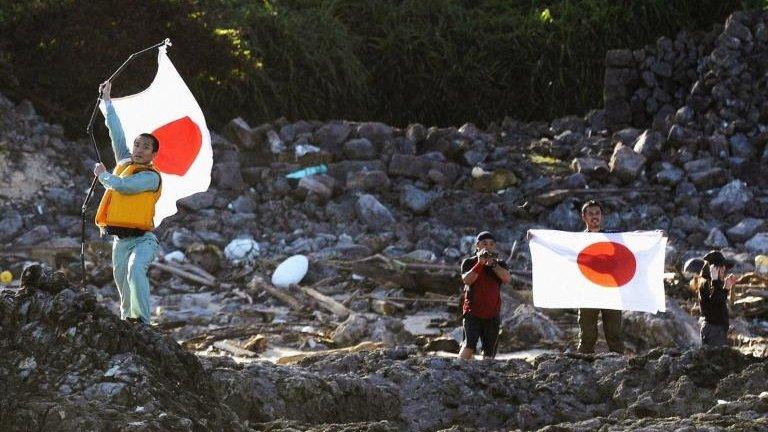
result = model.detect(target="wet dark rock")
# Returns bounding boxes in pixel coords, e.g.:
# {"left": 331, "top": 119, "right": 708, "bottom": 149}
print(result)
{"left": 1, "top": 265, "right": 245, "bottom": 431}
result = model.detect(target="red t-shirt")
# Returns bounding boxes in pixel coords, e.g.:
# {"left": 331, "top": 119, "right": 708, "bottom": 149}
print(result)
{"left": 461, "top": 257, "right": 506, "bottom": 318}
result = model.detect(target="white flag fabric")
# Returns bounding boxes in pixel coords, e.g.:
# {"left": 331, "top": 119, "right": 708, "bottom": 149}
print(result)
{"left": 99, "top": 45, "right": 212, "bottom": 227}
{"left": 529, "top": 230, "right": 667, "bottom": 313}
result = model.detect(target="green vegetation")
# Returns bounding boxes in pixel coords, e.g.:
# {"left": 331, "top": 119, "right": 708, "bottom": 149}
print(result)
{"left": 0, "top": 0, "right": 760, "bottom": 136}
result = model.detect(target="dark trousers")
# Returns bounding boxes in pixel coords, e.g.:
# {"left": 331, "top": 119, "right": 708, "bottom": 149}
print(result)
{"left": 578, "top": 308, "right": 624, "bottom": 354}
{"left": 701, "top": 322, "right": 728, "bottom": 347}
{"left": 462, "top": 314, "right": 500, "bottom": 358}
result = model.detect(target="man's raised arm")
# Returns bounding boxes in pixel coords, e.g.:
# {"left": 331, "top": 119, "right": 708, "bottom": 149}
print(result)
{"left": 100, "top": 81, "right": 130, "bottom": 162}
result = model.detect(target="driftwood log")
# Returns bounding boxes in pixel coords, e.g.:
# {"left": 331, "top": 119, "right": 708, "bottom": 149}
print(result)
{"left": 330, "top": 254, "right": 531, "bottom": 294}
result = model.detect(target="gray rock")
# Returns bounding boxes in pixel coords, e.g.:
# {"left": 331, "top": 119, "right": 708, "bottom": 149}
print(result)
{"left": 729, "top": 133, "right": 753, "bottom": 158}
{"left": 500, "top": 304, "right": 563, "bottom": 350}
{"left": 613, "top": 128, "right": 642, "bottom": 145}
{"left": 222, "top": 117, "right": 255, "bottom": 149}
{"left": 0, "top": 208, "right": 23, "bottom": 241}
{"left": 745, "top": 232, "right": 768, "bottom": 254}
{"left": 462, "top": 148, "right": 488, "bottom": 166}
{"left": 298, "top": 175, "right": 334, "bottom": 201}
{"left": 547, "top": 201, "right": 583, "bottom": 231}
{"left": 726, "top": 218, "right": 764, "bottom": 242}
{"left": 632, "top": 129, "right": 665, "bottom": 160}
{"left": 710, "top": 180, "right": 752, "bottom": 215}
{"left": 683, "top": 158, "right": 714, "bottom": 173}
{"left": 15, "top": 225, "right": 50, "bottom": 246}
{"left": 570, "top": 157, "right": 608, "bottom": 179}
{"left": 346, "top": 170, "right": 391, "bottom": 192}
{"left": 178, "top": 190, "right": 216, "bottom": 211}
{"left": 357, "top": 122, "right": 393, "bottom": 145}
{"left": 229, "top": 196, "right": 256, "bottom": 214}
{"left": 674, "top": 106, "right": 695, "bottom": 124}
{"left": 406, "top": 123, "right": 427, "bottom": 143}
{"left": 704, "top": 227, "right": 729, "bottom": 248}
{"left": 458, "top": 123, "right": 480, "bottom": 140}
{"left": 266, "top": 130, "right": 286, "bottom": 154}
{"left": 655, "top": 166, "right": 684, "bottom": 186}
{"left": 689, "top": 168, "right": 729, "bottom": 190}
{"left": 355, "top": 194, "right": 396, "bottom": 231}
{"left": 388, "top": 154, "right": 430, "bottom": 179}
{"left": 212, "top": 161, "right": 246, "bottom": 191}
{"left": 314, "top": 121, "right": 352, "bottom": 151}
{"left": 609, "top": 144, "right": 646, "bottom": 183}
{"left": 562, "top": 173, "right": 587, "bottom": 189}
{"left": 400, "top": 184, "right": 437, "bottom": 214}
{"left": 623, "top": 298, "right": 700, "bottom": 350}
{"left": 724, "top": 15, "right": 753, "bottom": 41}
{"left": 343, "top": 138, "right": 377, "bottom": 160}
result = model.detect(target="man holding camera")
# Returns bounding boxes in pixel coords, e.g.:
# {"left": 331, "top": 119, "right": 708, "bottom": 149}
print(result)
{"left": 458, "top": 231, "right": 512, "bottom": 360}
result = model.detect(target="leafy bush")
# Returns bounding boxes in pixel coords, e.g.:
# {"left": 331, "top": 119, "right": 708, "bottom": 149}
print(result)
{"left": 0, "top": 0, "right": 754, "bottom": 136}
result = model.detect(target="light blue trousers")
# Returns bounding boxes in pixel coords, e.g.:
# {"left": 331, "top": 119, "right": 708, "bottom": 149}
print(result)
{"left": 112, "top": 233, "right": 158, "bottom": 324}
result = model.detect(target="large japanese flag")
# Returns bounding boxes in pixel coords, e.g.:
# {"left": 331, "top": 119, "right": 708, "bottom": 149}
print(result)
{"left": 99, "top": 45, "right": 212, "bottom": 227}
{"left": 529, "top": 230, "right": 667, "bottom": 313}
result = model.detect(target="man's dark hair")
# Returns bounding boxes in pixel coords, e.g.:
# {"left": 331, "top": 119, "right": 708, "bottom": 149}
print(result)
{"left": 580, "top": 199, "right": 603, "bottom": 215}
{"left": 139, "top": 133, "right": 160, "bottom": 153}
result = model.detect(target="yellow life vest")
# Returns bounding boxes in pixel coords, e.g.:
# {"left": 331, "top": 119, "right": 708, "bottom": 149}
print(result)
{"left": 95, "top": 162, "right": 161, "bottom": 231}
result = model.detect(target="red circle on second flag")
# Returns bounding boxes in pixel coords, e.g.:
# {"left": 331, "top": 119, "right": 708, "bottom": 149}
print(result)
{"left": 577, "top": 241, "right": 636, "bottom": 287}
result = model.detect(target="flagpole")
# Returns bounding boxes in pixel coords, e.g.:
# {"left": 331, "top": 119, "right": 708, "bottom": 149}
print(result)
{"left": 80, "top": 38, "right": 172, "bottom": 287}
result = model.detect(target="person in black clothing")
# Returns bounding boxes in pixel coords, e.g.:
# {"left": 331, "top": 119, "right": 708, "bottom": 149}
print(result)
{"left": 458, "top": 231, "right": 511, "bottom": 360}
{"left": 693, "top": 250, "right": 737, "bottom": 346}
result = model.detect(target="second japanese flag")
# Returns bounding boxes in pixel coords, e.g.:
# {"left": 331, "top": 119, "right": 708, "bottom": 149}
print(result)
{"left": 529, "top": 230, "right": 667, "bottom": 313}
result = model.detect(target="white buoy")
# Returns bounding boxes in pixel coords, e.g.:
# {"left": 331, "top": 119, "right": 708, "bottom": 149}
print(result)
{"left": 272, "top": 255, "right": 309, "bottom": 288}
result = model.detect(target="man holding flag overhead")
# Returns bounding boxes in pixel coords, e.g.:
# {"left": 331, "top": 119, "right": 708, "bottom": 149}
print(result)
{"left": 92, "top": 42, "right": 212, "bottom": 325}
{"left": 94, "top": 81, "right": 160, "bottom": 325}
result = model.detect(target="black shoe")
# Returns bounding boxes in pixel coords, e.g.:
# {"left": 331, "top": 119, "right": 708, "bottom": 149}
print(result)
{"left": 126, "top": 317, "right": 148, "bottom": 326}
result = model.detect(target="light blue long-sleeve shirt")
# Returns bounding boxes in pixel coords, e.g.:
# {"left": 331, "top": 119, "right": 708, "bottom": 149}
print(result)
{"left": 98, "top": 100, "right": 160, "bottom": 195}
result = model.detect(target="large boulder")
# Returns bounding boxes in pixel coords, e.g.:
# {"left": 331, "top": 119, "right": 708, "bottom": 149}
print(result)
{"left": 745, "top": 232, "right": 768, "bottom": 254}
{"left": 500, "top": 304, "right": 563, "bottom": 350}
{"left": 609, "top": 143, "right": 646, "bottom": 183}
{"left": 622, "top": 298, "right": 701, "bottom": 351}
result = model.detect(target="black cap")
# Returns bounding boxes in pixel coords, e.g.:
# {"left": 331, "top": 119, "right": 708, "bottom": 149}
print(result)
{"left": 476, "top": 231, "right": 495, "bottom": 242}
{"left": 702, "top": 250, "right": 735, "bottom": 269}
{"left": 682, "top": 258, "right": 705, "bottom": 276}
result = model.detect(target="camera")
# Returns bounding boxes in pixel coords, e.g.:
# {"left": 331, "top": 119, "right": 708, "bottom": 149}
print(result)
{"left": 478, "top": 249, "right": 499, "bottom": 260}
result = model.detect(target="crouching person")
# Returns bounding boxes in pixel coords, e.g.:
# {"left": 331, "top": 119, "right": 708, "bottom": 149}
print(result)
{"left": 458, "top": 231, "right": 511, "bottom": 360}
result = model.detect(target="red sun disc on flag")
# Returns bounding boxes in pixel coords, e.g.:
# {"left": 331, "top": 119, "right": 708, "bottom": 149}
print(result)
{"left": 577, "top": 241, "right": 636, "bottom": 287}
{"left": 151, "top": 116, "right": 202, "bottom": 175}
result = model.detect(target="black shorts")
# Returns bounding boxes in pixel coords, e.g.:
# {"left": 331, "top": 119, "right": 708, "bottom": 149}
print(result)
{"left": 462, "top": 314, "right": 500, "bottom": 358}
